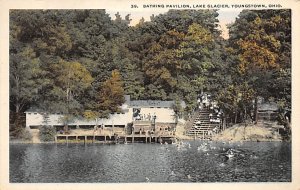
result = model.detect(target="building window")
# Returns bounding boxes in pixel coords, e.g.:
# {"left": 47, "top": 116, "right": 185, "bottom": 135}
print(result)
{"left": 34, "top": 113, "right": 37, "bottom": 115}
{"left": 28, "top": 113, "right": 31, "bottom": 115}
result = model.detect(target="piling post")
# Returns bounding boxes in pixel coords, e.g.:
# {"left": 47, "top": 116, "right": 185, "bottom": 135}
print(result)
{"left": 54, "top": 136, "right": 57, "bottom": 143}
{"left": 66, "top": 136, "right": 68, "bottom": 144}
{"left": 84, "top": 136, "right": 87, "bottom": 144}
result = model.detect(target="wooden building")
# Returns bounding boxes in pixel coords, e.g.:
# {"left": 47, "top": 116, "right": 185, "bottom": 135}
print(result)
{"left": 25, "top": 95, "right": 185, "bottom": 136}
{"left": 257, "top": 102, "right": 278, "bottom": 122}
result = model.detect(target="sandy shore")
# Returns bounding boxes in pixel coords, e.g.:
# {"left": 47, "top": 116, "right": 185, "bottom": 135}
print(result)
{"left": 212, "top": 123, "right": 284, "bottom": 142}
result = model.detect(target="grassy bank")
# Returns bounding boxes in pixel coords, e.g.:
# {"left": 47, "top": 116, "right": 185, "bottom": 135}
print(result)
{"left": 175, "top": 122, "right": 193, "bottom": 140}
{"left": 212, "top": 123, "right": 284, "bottom": 142}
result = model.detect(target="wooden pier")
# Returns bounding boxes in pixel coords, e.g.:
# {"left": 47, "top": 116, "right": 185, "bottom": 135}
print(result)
{"left": 55, "top": 134, "right": 175, "bottom": 144}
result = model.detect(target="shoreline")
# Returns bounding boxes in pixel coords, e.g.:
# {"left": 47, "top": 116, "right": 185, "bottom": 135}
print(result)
{"left": 9, "top": 122, "right": 289, "bottom": 144}
{"left": 9, "top": 136, "right": 289, "bottom": 144}
{"left": 211, "top": 123, "right": 288, "bottom": 143}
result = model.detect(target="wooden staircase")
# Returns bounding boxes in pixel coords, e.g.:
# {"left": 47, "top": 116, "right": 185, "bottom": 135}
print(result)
{"left": 186, "top": 109, "right": 221, "bottom": 140}
{"left": 184, "top": 111, "right": 201, "bottom": 132}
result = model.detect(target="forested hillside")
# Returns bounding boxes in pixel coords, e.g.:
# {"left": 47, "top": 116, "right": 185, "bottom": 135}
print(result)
{"left": 9, "top": 9, "right": 291, "bottom": 136}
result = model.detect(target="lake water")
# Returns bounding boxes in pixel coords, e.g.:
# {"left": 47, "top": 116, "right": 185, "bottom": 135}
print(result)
{"left": 9, "top": 141, "right": 291, "bottom": 183}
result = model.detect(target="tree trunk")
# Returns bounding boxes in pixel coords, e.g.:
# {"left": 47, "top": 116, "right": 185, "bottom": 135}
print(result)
{"left": 244, "top": 106, "right": 247, "bottom": 123}
{"left": 234, "top": 110, "right": 237, "bottom": 124}
{"left": 286, "top": 117, "right": 291, "bottom": 138}
{"left": 243, "top": 105, "right": 248, "bottom": 140}
{"left": 222, "top": 117, "right": 226, "bottom": 130}
{"left": 13, "top": 76, "right": 23, "bottom": 132}
{"left": 254, "top": 96, "right": 258, "bottom": 124}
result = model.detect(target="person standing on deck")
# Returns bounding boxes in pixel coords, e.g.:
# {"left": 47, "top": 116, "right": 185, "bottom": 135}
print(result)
{"left": 94, "top": 125, "right": 100, "bottom": 135}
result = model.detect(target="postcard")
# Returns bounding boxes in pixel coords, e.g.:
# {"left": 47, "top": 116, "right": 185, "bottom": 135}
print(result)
{"left": 1, "top": 0, "right": 299, "bottom": 189}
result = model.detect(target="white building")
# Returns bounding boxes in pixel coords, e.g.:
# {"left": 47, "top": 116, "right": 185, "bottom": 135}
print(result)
{"left": 25, "top": 95, "right": 186, "bottom": 131}
{"left": 25, "top": 110, "right": 133, "bottom": 129}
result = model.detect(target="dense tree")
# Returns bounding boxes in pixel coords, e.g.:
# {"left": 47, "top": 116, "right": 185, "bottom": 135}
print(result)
{"left": 221, "top": 10, "right": 291, "bottom": 124}
{"left": 9, "top": 9, "right": 291, "bottom": 136}
{"left": 97, "top": 70, "right": 125, "bottom": 117}
{"left": 50, "top": 60, "right": 93, "bottom": 113}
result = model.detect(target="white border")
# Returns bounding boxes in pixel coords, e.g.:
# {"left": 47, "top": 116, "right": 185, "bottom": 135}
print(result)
{"left": 1, "top": 0, "right": 299, "bottom": 189}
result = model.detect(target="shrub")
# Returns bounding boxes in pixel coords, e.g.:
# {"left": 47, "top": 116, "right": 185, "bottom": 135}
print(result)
{"left": 21, "top": 129, "right": 33, "bottom": 141}
{"left": 39, "top": 125, "right": 56, "bottom": 142}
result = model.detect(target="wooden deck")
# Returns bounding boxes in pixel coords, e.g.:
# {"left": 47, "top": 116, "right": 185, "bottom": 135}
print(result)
{"left": 55, "top": 134, "right": 175, "bottom": 144}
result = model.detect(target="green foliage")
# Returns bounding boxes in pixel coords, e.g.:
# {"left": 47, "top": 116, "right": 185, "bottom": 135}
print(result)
{"left": 58, "top": 114, "right": 75, "bottom": 126}
{"left": 220, "top": 9, "right": 291, "bottom": 123}
{"left": 140, "top": 14, "right": 221, "bottom": 110}
{"left": 97, "top": 70, "right": 125, "bottom": 117}
{"left": 122, "top": 63, "right": 145, "bottom": 100}
{"left": 39, "top": 125, "right": 56, "bottom": 142}
{"left": 83, "top": 110, "right": 99, "bottom": 121}
{"left": 9, "top": 45, "right": 42, "bottom": 113}
{"left": 172, "top": 96, "right": 185, "bottom": 121}
{"left": 37, "top": 59, "right": 94, "bottom": 115}
{"left": 216, "top": 83, "right": 255, "bottom": 122}
{"left": 9, "top": 9, "right": 290, "bottom": 131}
{"left": 21, "top": 129, "right": 33, "bottom": 141}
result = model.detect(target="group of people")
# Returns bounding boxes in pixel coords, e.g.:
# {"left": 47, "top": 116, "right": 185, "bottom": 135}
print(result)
{"left": 197, "top": 93, "right": 223, "bottom": 124}
{"left": 134, "top": 113, "right": 157, "bottom": 122}
{"left": 197, "top": 93, "right": 211, "bottom": 109}
{"left": 133, "top": 125, "right": 174, "bottom": 136}
{"left": 209, "top": 107, "right": 222, "bottom": 124}
{"left": 93, "top": 124, "right": 105, "bottom": 135}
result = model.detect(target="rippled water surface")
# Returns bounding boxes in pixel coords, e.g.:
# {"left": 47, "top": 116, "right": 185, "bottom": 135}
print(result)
{"left": 10, "top": 141, "right": 291, "bottom": 183}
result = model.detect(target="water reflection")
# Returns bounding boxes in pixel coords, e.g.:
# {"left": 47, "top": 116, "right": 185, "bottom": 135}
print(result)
{"left": 10, "top": 141, "right": 291, "bottom": 183}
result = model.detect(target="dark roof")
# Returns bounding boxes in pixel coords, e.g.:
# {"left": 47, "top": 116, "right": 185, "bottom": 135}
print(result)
{"left": 25, "top": 95, "right": 187, "bottom": 112}
{"left": 258, "top": 102, "right": 278, "bottom": 111}
{"left": 130, "top": 100, "right": 174, "bottom": 108}
{"left": 24, "top": 107, "right": 44, "bottom": 113}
